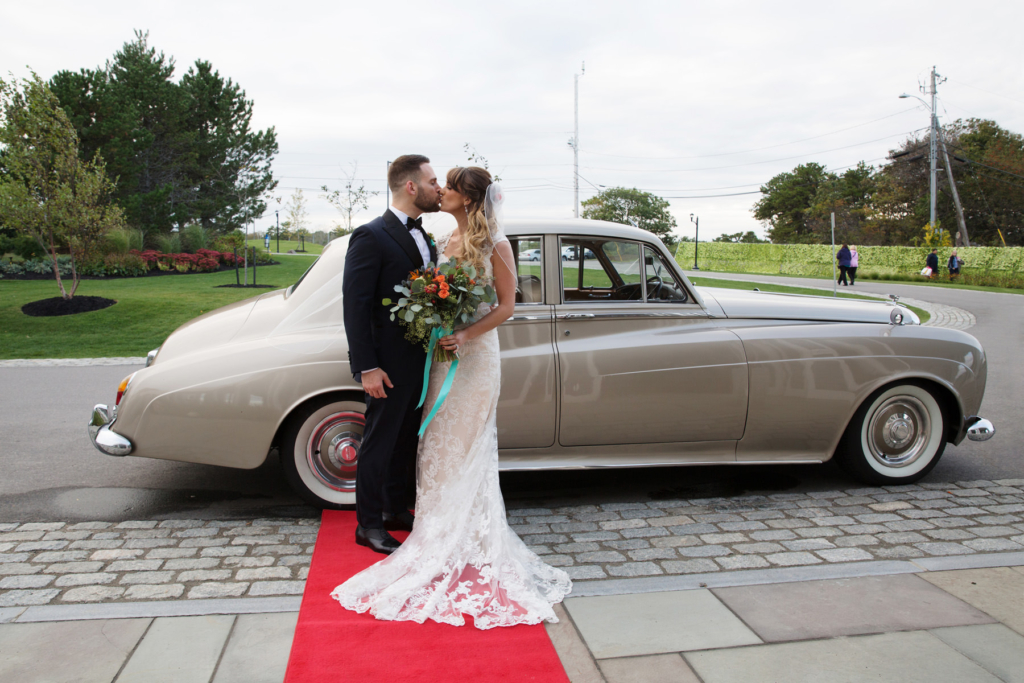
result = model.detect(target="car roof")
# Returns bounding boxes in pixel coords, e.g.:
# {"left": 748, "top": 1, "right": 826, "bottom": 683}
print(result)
{"left": 504, "top": 218, "right": 660, "bottom": 244}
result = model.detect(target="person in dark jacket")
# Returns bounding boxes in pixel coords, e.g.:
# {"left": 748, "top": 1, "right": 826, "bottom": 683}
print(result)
{"left": 947, "top": 250, "right": 962, "bottom": 279}
{"left": 836, "top": 243, "right": 851, "bottom": 286}
{"left": 925, "top": 249, "right": 939, "bottom": 278}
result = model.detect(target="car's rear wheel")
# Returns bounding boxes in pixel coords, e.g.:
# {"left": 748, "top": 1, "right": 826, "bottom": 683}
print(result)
{"left": 280, "top": 395, "right": 365, "bottom": 509}
{"left": 837, "top": 382, "right": 946, "bottom": 485}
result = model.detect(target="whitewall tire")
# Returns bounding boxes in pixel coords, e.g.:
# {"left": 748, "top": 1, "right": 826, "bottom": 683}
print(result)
{"left": 280, "top": 397, "right": 365, "bottom": 509}
{"left": 838, "top": 383, "right": 947, "bottom": 485}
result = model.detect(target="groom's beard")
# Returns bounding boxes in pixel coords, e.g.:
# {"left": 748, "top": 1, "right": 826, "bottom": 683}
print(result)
{"left": 414, "top": 187, "right": 441, "bottom": 214}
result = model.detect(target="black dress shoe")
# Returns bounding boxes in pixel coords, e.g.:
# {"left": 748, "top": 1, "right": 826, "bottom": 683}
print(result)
{"left": 355, "top": 525, "right": 401, "bottom": 555}
{"left": 383, "top": 510, "right": 415, "bottom": 532}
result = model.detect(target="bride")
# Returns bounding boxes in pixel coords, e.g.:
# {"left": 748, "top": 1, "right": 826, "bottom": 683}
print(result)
{"left": 331, "top": 166, "right": 572, "bottom": 629}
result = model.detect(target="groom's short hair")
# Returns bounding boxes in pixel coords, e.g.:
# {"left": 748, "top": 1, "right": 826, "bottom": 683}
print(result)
{"left": 388, "top": 155, "right": 431, "bottom": 193}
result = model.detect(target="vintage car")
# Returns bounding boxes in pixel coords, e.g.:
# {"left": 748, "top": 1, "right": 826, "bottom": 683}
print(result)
{"left": 89, "top": 219, "right": 995, "bottom": 508}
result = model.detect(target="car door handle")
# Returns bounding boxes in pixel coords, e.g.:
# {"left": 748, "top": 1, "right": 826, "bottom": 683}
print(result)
{"left": 561, "top": 314, "right": 595, "bottom": 319}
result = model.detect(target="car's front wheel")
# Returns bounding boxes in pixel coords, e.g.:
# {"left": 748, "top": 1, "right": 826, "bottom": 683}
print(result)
{"left": 280, "top": 395, "right": 365, "bottom": 509}
{"left": 836, "top": 382, "right": 946, "bottom": 485}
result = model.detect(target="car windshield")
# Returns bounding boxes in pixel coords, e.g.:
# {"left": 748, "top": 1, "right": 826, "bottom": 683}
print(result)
{"left": 288, "top": 257, "right": 320, "bottom": 296}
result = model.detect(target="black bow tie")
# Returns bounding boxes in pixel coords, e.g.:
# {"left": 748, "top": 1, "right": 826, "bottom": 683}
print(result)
{"left": 407, "top": 217, "right": 423, "bottom": 231}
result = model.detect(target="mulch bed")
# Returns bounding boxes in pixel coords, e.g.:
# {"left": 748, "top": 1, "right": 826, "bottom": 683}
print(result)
{"left": 22, "top": 296, "right": 117, "bottom": 317}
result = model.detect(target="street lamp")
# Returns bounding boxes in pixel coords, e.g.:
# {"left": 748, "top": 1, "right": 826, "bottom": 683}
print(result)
{"left": 899, "top": 66, "right": 943, "bottom": 237}
{"left": 689, "top": 213, "right": 700, "bottom": 270}
{"left": 275, "top": 210, "right": 280, "bottom": 254}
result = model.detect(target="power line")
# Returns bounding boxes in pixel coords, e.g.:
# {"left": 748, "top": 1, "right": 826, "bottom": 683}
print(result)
{"left": 583, "top": 108, "right": 921, "bottom": 161}
{"left": 580, "top": 129, "right": 926, "bottom": 173}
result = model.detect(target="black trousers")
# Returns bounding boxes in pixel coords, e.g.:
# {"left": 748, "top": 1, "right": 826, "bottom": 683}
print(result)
{"left": 838, "top": 265, "right": 849, "bottom": 285}
{"left": 356, "top": 382, "right": 422, "bottom": 529}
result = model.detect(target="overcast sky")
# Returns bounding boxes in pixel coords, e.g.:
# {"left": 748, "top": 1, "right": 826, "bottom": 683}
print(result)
{"left": 3, "top": 1, "right": 1022, "bottom": 240}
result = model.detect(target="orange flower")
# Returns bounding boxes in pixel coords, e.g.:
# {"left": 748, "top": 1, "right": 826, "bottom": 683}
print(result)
{"left": 433, "top": 274, "right": 446, "bottom": 283}
{"left": 438, "top": 288, "right": 450, "bottom": 299}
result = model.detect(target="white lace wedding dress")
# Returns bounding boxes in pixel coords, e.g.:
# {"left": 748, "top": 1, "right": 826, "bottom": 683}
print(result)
{"left": 331, "top": 233, "right": 572, "bottom": 629}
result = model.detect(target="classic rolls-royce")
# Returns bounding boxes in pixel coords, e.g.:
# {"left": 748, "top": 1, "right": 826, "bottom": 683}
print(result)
{"left": 89, "top": 219, "right": 995, "bottom": 508}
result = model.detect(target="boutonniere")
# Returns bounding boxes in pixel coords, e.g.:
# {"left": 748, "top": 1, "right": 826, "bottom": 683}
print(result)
{"left": 426, "top": 232, "right": 436, "bottom": 246}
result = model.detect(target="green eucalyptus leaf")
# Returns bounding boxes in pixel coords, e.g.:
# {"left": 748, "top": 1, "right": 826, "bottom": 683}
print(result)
{"left": 403, "top": 309, "right": 415, "bottom": 323}
{"left": 411, "top": 304, "right": 422, "bottom": 312}
{"left": 382, "top": 297, "right": 392, "bottom": 305}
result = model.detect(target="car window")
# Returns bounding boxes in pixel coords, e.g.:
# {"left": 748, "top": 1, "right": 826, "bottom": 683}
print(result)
{"left": 288, "top": 256, "right": 320, "bottom": 295}
{"left": 510, "top": 237, "right": 544, "bottom": 304}
{"left": 643, "top": 246, "right": 689, "bottom": 303}
{"left": 561, "top": 237, "right": 644, "bottom": 302}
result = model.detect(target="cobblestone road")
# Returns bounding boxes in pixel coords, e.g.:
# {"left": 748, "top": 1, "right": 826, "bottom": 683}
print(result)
{"left": 2, "top": 480, "right": 1022, "bottom": 608}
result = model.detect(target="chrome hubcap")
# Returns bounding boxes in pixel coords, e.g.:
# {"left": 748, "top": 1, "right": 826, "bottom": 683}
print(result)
{"left": 306, "top": 411, "right": 364, "bottom": 491}
{"left": 867, "top": 396, "right": 930, "bottom": 468}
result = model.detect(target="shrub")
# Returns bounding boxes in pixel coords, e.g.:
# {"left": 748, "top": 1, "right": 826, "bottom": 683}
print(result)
{"left": 181, "top": 224, "right": 209, "bottom": 253}
{"left": 154, "top": 234, "right": 182, "bottom": 254}
{"left": 196, "top": 256, "right": 220, "bottom": 272}
{"left": 211, "top": 230, "right": 245, "bottom": 251}
{"left": 1, "top": 253, "right": 26, "bottom": 265}
{"left": 103, "top": 227, "right": 145, "bottom": 255}
{"left": 172, "top": 253, "right": 196, "bottom": 272}
{"left": 0, "top": 234, "right": 46, "bottom": 260}
{"left": 221, "top": 251, "right": 236, "bottom": 265}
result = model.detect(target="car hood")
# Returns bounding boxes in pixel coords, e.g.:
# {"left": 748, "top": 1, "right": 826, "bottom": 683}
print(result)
{"left": 697, "top": 286, "right": 916, "bottom": 325}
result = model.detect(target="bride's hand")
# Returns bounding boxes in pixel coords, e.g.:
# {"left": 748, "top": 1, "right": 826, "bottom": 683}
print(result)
{"left": 439, "top": 330, "right": 470, "bottom": 354}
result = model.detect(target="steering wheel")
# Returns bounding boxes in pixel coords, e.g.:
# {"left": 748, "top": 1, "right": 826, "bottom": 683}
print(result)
{"left": 646, "top": 275, "right": 664, "bottom": 300}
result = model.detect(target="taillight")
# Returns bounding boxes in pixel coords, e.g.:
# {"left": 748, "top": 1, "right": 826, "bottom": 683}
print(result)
{"left": 115, "top": 372, "right": 136, "bottom": 406}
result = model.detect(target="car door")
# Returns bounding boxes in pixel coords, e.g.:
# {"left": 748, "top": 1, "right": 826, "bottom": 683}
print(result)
{"left": 555, "top": 237, "right": 748, "bottom": 447}
{"left": 497, "top": 235, "right": 557, "bottom": 448}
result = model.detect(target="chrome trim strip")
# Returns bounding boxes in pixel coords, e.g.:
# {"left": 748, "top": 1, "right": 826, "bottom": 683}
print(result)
{"left": 510, "top": 315, "right": 549, "bottom": 321}
{"left": 496, "top": 459, "right": 823, "bottom": 471}
{"left": 556, "top": 311, "right": 709, "bottom": 321}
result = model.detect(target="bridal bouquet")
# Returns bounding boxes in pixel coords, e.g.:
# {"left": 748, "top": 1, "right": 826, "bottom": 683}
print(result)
{"left": 383, "top": 258, "right": 496, "bottom": 363}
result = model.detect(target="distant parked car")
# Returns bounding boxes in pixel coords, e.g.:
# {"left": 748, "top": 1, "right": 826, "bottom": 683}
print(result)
{"left": 561, "top": 246, "right": 577, "bottom": 261}
{"left": 89, "top": 219, "right": 995, "bottom": 510}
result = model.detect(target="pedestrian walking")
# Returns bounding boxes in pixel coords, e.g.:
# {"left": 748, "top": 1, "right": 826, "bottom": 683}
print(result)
{"left": 848, "top": 245, "right": 859, "bottom": 285}
{"left": 924, "top": 249, "right": 939, "bottom": 278}
{"left": 947, "top": 250, "right": 962, "bottom": 279}
{"left": 837, "top": 243, "right": 851, "bottom": 286}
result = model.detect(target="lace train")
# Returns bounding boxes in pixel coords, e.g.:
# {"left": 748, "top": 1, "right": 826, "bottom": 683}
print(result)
{"left": 331, "top": 233, "right": 572, "bottom": 629}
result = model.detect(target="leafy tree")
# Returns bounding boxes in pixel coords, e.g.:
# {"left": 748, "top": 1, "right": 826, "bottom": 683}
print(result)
{"left": 752, "top": 163, "right": 831, "bottom": 243}
{"left": 283, "top": 188, "right": 309, "bottom": 237}
{"left": 581, "top": 187, "right": 678, "bottom": 246}
{"left": 713, "top": 231, "right": 766, "bottom": 243}
{"left": 48, "top": 31, "right": 277, "bottom": 237}
{"left": 0, "top": 73, "right": 125, "bottom": 298}
{"left": 321, "top": 163, "right": 379, "bottom": 238}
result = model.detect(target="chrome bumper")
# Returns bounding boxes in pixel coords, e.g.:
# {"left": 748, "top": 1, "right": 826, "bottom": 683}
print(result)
{"left": 965, "top": 416, "right": 996, "bottom": 442}
{"left": 88, "top": 404, "right": 134, "bottom": 456}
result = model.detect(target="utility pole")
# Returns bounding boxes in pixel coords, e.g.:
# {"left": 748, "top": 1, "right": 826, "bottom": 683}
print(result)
{"left": 940, "top": 137, "right": 970, "bottom": 246}
{"left": 568, "top": 62, "right": 585, "bottom": 218}
{"left": 928, "top": 66, "right": 940, "bottom": 235}
{"left": 275, "top": 210, "right": 280, "bottom": 254}
{"left": 831, "top": 212, "right": 837, "bottom": 298}
{"left": 900, "top": 66, "right": 946, "bottom": 239}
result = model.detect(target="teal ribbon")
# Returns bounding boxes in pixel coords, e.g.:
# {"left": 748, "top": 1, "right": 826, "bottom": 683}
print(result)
{"left": 417, "top": 327, "right": 460, "bottom": 437}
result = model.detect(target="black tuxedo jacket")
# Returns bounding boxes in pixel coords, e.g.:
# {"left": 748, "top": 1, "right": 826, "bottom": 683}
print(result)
{"left": 343, "top": 210, "right": 438, "bottom": 386}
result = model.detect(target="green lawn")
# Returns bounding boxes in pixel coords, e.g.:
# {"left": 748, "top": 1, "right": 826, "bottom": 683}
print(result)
{"left": 692, "top": 277, "right": 931, "bottom": 324}
{"left": 254, "top": 238, "right": 324, "bottom": 255}
{"left": 0, "top": 255, "right": 316, "bottom": 359}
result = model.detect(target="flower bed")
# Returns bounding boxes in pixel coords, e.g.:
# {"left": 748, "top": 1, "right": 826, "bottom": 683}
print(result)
{"left": 0, "top": 248, "right": 272, "bottom": 280}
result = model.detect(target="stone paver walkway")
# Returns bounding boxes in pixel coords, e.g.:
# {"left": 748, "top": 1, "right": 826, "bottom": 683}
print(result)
{"left": 2, "top": 480, "right": 1022, "bottom": 608}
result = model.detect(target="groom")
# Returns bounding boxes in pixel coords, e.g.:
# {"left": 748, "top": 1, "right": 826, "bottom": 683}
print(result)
{"left": 343, "top": 154, "right": 441, "bottom": 554}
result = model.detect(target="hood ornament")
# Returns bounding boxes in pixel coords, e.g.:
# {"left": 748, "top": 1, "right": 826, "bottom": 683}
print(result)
{"left": 888, "top": 294, "right": 900, "bottom": 303}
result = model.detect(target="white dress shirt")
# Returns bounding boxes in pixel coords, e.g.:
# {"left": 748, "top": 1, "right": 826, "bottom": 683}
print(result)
{"left": 390, "top": 205, "right": 431, "bottom": 268}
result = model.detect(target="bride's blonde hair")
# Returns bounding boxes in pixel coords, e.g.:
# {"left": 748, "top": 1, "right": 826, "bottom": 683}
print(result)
{"left": 446, "top": 166, "right": 493, "bottom": 274}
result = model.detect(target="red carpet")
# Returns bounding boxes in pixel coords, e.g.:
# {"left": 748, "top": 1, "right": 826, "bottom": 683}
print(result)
{"left": 284, "top": 510, "right": 570, "bottom": 682}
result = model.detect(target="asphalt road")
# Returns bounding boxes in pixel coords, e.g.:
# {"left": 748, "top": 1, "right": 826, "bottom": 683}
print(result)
{"left": 1, "top": 275, "right": 1018, "bottom": 523}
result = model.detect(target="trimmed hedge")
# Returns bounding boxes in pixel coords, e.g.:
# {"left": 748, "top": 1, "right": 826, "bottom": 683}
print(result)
{"left": 675, "top": 242, "right": 1024, "bottom": 280}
